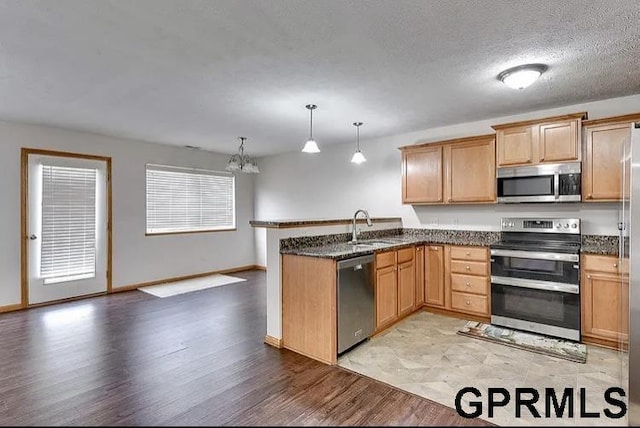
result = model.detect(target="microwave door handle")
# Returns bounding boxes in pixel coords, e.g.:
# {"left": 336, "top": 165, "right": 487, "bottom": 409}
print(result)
{"left": 554, "top": 172, "right": 560, "bottom": 200}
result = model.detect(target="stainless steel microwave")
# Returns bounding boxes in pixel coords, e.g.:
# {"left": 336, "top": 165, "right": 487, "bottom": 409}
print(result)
{"left": 497, "top": 162, "right": 581, "bottom": 203}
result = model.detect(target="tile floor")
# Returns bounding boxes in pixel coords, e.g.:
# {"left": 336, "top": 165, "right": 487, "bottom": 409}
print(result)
{"left": 338, "top": 311, "right": 628, "bottom": 426}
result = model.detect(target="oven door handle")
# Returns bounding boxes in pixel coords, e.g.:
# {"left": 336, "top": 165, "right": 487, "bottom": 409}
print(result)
{"left": 491, "top": 276, "right": 579, "bottom": 294}
{"left": 490, "top": 249, "right": 579, "bottom": 262}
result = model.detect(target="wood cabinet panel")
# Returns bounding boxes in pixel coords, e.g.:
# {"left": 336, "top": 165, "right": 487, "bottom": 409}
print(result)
{"left": 451, "top": 273, "right": 488, "bottom": 295}
{"left": 446, "top": 138, "right": 496, "bottom": 203}
{"left": 376, "top": 251, "right": 396, "bottom": 269}
{"left": 450, "top": 246, "right": 488, "bottom": 262}
{"left": 539, "top": 120, "right": 579, "bottom": 162}
{"left": 375, "top": 265, "right": 398, "bottom": 329}
{"left": 451, "top": 291, "right": 488, "bottom": 316}
{"left": 581, "top": 254, "right": 629, "bottom": 349}
{"left": 282, "top": 255, "right": 337, "bottom": 365}
{"left": 496, "top": 126, "right": 532, "bottom": 167}
{"left": 415, "top": 246, "right": 425, "bottom": 307}
{"left": 450, "top": 260, "right": 488, "bottom": 276}
{"left": 402, "top": 146, "right": 443, "bottom": 203}
{"left": 397, "top": 247, "right": 415, "bottom": 264}
{"left": 583, "top": 123, "right": 630, "bottom": 201}
{"left": 425, "top": 245, "right": 445, "bottom": 307}
{"left": 397, "top": 260, "right": 415, "bottom": 317}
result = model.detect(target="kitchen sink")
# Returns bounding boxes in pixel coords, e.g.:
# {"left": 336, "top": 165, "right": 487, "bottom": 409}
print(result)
{"left": 357, "top": 239, "right": 398, "bottom": 246}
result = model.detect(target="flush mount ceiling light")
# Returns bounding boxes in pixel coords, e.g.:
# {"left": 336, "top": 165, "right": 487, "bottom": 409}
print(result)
{"left": 302, "top": 104, "right": 320, "bottom": 153}
{"left": 498, "top": 64, "right": 548, "bottom": 90}
{"left": 350, "top": 122, "right": 366, "bottom": 164}
{"left": 226, "top": 137, "right": 259, "bottom": 173}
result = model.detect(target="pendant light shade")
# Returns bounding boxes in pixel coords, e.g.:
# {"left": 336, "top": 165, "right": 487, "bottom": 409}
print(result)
{"left": 302, "top": 104, "right": 320, "bottom": 153}
{"left": 350, "top": 122, "right": 366, "bottom": 164}
{"left": 226, "top": 137, "right": 259, "bottom": 173}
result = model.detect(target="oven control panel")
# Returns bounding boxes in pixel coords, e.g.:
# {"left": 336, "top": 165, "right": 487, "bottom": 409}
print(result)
{"left": 500, "top": 218, "right": 580, "bottom": 234}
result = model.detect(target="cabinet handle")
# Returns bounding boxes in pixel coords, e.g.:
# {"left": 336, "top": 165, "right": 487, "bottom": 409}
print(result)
{"left": 465, "top": 300, "right": 471, "bottom": 306}
{"left": 466, "top": 251, "right": 471, "bottom": 256}
{"left": 465, "top": 265, "right": 471, "bottom": 270}
{"left": 613, "top": 263, "right": 618, "bottom": 268}
{"left": 430, "top": 246, "right": 439, "bottom": 251}
{"left": 448, "top": 198, "right": 452, "bottom": 202}
{"left": 466, "top": 282, "right": 471, "bottom": 286}
{"left": 587, "top": 274, "right": 591, "bottom": 279}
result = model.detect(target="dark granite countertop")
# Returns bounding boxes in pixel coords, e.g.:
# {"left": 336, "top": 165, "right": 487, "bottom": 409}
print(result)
{"left": 280, "top": 229, "right": 500, "bottom": 260}
{"left": 280, "top": 230, "right": 621, "bottom": 259}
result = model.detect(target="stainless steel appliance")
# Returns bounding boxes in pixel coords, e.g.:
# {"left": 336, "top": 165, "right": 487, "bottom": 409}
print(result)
{"left": 490, "top": 217, "right": 581, "bottom": 341}
{"left": 497, "top": 162, "right": 581, "bottom": 203}
{"left": 337, "top": 254, "right": 375, "bottom": 354}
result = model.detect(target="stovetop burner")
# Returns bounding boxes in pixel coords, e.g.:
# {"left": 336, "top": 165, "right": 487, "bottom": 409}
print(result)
{"left": 490, "top": 239, "right": 581, "bottom": 254}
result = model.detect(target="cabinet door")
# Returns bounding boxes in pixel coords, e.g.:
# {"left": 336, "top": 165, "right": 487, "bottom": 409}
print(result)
{"left": 415, "top": 246, "right": 425, "bottom": 307}
{"left": 402, "top": 146, "right": 443, "bottom": 203}
{"left": 376, "top": 265, "right": 398, "bottom": 329}
{"left": 582, "top": 271, "right": 629, "bottom": 342}
{"left": 583, "top": 123, "right": 630, "bottom": 201}
{"left": 539, "top": 119, "right": 579, "bottom": 163}
{"left": 425, "top": 245, "right": 445, "bottom": 307}
{"left": 397, "top": 260, "right": 415, "bottom": 317}
{"left": 447, "top": 139, "right": 496, "bottom": 203}
{"left": 496, "top": 126, "right": 532, "bottom": 166}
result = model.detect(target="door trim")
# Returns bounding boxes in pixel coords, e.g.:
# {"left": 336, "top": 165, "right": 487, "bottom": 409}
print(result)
{"left": 20, "top": 148, "right": 113, "bottom": 308}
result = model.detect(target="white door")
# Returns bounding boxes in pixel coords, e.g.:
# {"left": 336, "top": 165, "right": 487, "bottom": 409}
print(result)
{"left": 27, "top": 154, "right": 108, "bottom": 304}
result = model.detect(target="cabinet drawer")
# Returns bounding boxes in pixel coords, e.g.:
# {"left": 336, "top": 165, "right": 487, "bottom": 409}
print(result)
{"left": 397, "top": 247, "right": 415, "bottom": 264}
{"left": 583, "top": 254, "right": 627, "bottom": 275}
{"left": 451, "top": 260, "right": 488, "bottom": 276}
{"left": 451, "top": 292, "right": 488, "bottom": 315}
{"left": 451, "top": 274, "right": 488, "bottom": 295}
{"left": 376, "top": 251, "right": 396, "bottom": 269}
{"left": 450, "top": 246, "right": 487, "bottom": 262}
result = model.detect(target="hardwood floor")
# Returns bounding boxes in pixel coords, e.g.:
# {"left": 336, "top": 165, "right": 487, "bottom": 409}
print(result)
{"left": 0, "top": 270, "right": 489, "bottom": 426}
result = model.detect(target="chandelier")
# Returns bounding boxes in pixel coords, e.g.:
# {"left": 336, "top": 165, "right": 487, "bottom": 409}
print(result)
{"left": 226, "top": 137, "right": 259, "bottom": 173}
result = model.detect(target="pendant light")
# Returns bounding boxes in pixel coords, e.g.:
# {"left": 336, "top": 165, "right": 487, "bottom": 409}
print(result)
{"left": 350, "top": 122, "right": 366, "bottom": 164}
{"left": 226, "top": 137, "right": 259, "bottom": 173}
{"left": 302, "top": 104, "right": 320, "bottom": 153}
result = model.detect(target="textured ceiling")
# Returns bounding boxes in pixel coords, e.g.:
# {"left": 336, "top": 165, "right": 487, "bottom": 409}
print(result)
{"left": 0, "top": 0, "right": 639, "bottom": 156}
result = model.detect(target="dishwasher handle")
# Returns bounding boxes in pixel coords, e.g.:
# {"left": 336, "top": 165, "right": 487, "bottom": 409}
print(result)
{"left": 337, "top": 254, "right": 374, "bottom": 269}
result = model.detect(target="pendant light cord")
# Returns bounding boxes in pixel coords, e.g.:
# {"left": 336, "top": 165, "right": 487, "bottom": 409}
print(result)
{"left": 309, "top": 107, "right": 313, "bottom": 140}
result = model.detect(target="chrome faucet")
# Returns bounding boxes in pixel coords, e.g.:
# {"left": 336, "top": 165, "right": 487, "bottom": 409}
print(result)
{"left": 350, "top": 209, "right": 373, "bottom": 244}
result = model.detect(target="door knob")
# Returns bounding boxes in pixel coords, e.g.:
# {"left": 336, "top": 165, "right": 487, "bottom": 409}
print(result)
{"left": 29, "top": 234, "right": 37, "bottom": 240}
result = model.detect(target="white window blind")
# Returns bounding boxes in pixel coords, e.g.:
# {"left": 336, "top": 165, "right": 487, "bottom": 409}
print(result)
{"left": 40, "top": 165, "right": 97, "bottom": 284}
{"left": 146, "top": 164, "right": 235, "bottom": 234}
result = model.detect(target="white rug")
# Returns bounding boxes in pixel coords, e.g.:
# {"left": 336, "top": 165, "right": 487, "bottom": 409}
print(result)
{"left": 138, "top": 274, "right": 246, "bottom": 298}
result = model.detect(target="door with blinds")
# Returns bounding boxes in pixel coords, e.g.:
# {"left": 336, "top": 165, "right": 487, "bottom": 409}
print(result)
{"left": 27, "top": 154, "right": 108, "bottom": 304}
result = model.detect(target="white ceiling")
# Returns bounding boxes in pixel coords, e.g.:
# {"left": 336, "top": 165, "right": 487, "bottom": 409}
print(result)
{"left": 0, "top": 0, "right": 639, "bottom": 156}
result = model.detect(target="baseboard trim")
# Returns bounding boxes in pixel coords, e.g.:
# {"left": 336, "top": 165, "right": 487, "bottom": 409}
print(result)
{"left": 254, "top": 265, "right": 267, "bottom": 271}
{"left": 264, "top": 335, "right": 282, "bottom": 348}
{"left": 0, "top": 303, "right": 24, "bottom": 313}
{"left": 112, "top": 264, "right": 261, "bottom": 293}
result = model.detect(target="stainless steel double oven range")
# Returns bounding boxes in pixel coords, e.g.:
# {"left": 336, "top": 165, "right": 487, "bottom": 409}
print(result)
{"left": 490, "top": 218, "right": 581, "bottom": 341}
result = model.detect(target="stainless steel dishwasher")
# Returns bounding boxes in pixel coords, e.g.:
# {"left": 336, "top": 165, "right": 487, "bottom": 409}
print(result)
{"left": 337, "top": 254, "right": 375, "bottom": 354}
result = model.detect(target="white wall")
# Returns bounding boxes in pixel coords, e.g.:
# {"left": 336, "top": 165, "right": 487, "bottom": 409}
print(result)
{"left": 0, "top": 120, "right": 255, "bottom": 307}
{"left": 255, "top": 94, "right": 640, "bottom": 245}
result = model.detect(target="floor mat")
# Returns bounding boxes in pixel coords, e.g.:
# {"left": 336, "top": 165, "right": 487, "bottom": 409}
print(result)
{"left": 138, "top": 274, "right": 246, "bottom": 298}
{"left": 457, "top": 321, "right": 587, "bottom": 363}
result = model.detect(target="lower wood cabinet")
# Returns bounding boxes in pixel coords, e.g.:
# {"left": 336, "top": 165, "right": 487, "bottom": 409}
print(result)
{"left": 415, "top": 246, "right": 425, "bottom": 306}
{"left": 444, "top": 245, "right": 490, "bottom": 319}
{"left": 375, "top": 247, "right": 415, "bottom": 330}
{"left": 425, "top": 245, "right": 445, "bottom": 307}
{"left": 581, "top": 254, "right": 628, "bottom": 349}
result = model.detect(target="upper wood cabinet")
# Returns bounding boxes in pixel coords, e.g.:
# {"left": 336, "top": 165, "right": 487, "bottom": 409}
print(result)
{"left": 400, "top": 134, "right": 495, "bottom": 205}
{"left": 445, "top": 137, "right": 496, "bottom": 203}
{"left": 402, "top": 146, "right": 443, "bottom": 203}
{"left": 492, "top": 112, "right": 586, "bottom": 168}
{"left": 582, "top": 113, "right": 640, "bottom": 202}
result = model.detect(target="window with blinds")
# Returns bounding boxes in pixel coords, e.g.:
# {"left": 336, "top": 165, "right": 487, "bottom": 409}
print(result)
{"left": 41, "top": 165, "right": 97, "bottom": 284}
{"left": 146, "top": 164, "right": 236, "bottom": 234}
